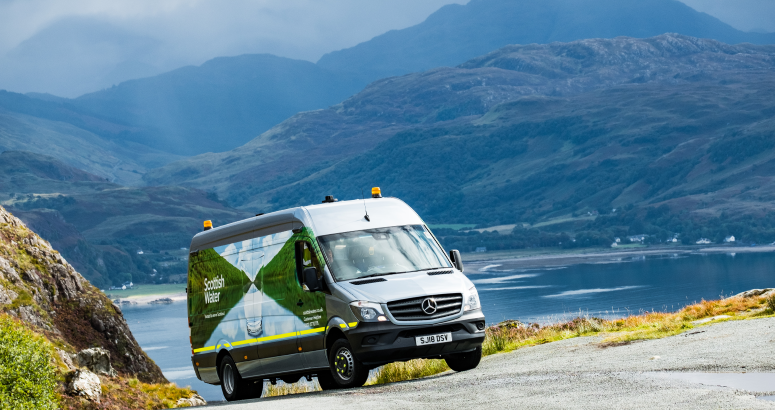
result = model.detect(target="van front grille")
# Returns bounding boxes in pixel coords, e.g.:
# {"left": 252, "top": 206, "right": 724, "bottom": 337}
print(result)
{"left": 386, "top": 293, "right": 462, "bottom": 321}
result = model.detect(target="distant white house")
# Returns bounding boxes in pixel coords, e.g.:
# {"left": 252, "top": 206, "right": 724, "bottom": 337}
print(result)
{"left": 137, "top": 250, "right": 144, "bottom": 255}
{"left": 724, "top": 235, "right": 736, "bottom": 243}
{"left": 611, "top": 242, "right": 618, "bottom": 248}
{"left": 614, "top": 237, "right": 621, "bottom": 243}
{"left": 474, "top": 247, "right": 487, "bottom": 253}
{"left": 628, "top": 234, "right": 647, "bottom": 243}
{"left": 696, "top": 238, "right": 712, "bottom": 245}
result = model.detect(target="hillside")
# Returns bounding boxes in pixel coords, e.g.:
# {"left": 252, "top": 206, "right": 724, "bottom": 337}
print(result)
{"left": 145, "top": 34, "right": 775, "bottom": 243}
{"left": 0, "top": 91, "right": 181, "bottom": 185}
{"left": 0, "top": 151, "right": 251, "bottom": 288}
{"left": 72, "top": 54, "right": 364, "bottom": 155}
{"left": 0, "top": 205, "right": 202, "bottom": 408}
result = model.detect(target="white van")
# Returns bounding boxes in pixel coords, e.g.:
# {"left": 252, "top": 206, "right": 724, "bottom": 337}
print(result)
{"left": 187, "top": 190, "right": 485, "bottom": 401}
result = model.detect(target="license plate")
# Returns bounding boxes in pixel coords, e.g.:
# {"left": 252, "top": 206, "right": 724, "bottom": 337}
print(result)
{"left": 415, "top": 332, "right": 452, "bottom": 346}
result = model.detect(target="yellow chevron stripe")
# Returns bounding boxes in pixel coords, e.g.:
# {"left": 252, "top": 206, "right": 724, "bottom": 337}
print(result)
{"left": 193, "top": 346, "right": 215, "bottom": 353}
{"left": 297, "top": 327, "right": 326, "bottom": 336}
{"left": 348, "top": 322, "right": 358, "bottom": 328}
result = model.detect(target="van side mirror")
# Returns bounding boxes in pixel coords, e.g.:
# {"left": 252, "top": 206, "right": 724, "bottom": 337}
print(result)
{"left": 304, "top": 267, "right": 322, "bottom": 292}
{"left": 449, "top": 250, "right": 464, "bottom": 273}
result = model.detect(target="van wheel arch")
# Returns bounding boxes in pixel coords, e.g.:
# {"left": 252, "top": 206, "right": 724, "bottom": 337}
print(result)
{"left": 215, "top": 349, "right": 232, "bottom": 384}
{"left": 325, "top": 327, "right": 347, "bottom": 353}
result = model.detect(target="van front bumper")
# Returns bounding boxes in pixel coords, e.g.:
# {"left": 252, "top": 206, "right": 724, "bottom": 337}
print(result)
{"left": 347, "top": 310, "right": 486, "bottom": 366}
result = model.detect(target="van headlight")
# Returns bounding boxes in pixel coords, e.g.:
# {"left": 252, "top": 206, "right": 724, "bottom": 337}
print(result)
{"left": 463, "top": 286, "right": 480, "bottom": 311}
{"left": 350, "top": 301, "right": 387, "bottom": 322}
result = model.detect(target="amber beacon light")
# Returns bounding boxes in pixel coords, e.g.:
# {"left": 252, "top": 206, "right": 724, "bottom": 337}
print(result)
{"left": 203, "top": 220, "right": 213, "bottom": 231}
{"left": 371, "top": 187, "right": 383, "bottom": 198}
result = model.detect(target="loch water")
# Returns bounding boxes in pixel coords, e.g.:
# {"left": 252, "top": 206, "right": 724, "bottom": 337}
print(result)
{"left": 122, "top": 251, "right": 775, "bottom": 401}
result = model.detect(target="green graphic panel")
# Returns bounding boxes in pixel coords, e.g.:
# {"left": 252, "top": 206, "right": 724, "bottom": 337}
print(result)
{"left": 187, "top": 227, "right": 328, "bottom": 349}
{"left": 260, "top": 228, "right": 327, "bottom": 328}
{"left": 188, "top": 248, "right": 249, "bottom": 348}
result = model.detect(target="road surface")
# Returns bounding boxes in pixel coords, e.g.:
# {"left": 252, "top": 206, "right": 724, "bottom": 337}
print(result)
{"left": 205, "top": 317, "right": 775, "bottom": 409}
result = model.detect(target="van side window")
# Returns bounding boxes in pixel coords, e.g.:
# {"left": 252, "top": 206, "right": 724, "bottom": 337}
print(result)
{"left": 295, "top": 241, "right": 326, "bottom": 291}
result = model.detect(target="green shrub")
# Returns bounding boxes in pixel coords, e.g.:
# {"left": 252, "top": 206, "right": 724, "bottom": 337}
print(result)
{"left": 0, "top": 314, "right": 58, "bottom": 410}
{"left": 767, "top": 295, "right": 775, "bottom": 312}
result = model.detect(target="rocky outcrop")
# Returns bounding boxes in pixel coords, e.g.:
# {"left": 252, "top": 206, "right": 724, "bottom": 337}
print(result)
{"left": 732, "top": 288, "right": 775, "bottom": 299}
{"left": 0, "top": 205, "right": 166, "bottom": 383}
{"left": 76, "top": 347, "right": 118, "bottom": 377}
{"left": 66, "top": 369, "right": 101, "bottom": 403}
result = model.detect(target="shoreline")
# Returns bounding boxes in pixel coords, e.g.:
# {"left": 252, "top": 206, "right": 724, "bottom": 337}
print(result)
{"left": 463, "top": 245, "right": 775, "bottom": 270}
{"left": 111, "top": 291, "right": 187, "bottom": 305}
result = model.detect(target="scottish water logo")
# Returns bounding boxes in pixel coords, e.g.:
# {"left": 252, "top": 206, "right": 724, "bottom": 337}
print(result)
{"left": 203, "top": 275, "right": 224, "bottom": 304}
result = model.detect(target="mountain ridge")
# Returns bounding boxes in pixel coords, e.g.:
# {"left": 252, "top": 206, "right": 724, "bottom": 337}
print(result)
{"left": 144, "top": 34, "right": 775, "bottom": 240}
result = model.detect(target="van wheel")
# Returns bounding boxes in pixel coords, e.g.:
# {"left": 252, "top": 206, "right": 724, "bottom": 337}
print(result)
{"left": 316, "top": 371, "right": 340, "bottom": 390}
{"left": 328, "top": 339, "right": 369, "bottom": 388}
{"left": 444, "top": 346, "right": 482, "bottom": 372}
{"left": 220, "top": 356, "right": 263, "bottom": 401}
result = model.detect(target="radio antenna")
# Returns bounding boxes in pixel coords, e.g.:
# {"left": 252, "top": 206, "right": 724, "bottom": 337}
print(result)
{"left": 362, "top": 189, "right": 370, "bottom": 221}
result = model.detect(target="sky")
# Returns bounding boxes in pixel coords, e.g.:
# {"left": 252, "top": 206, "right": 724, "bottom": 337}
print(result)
{"left": 0, "top": 0, "right": 773, "bottom": 98}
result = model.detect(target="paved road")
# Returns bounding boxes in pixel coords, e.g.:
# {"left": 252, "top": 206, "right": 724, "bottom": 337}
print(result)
{"left": 205, "top": 317, "right": 775, "bottom": 409}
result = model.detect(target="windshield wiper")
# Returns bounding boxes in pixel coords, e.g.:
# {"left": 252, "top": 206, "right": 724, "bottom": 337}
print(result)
{"left": 353, "top": 267, "right": 445, "bottom": 280}
{"left": 353, "top": 271, "right": 406, "bottom": 280}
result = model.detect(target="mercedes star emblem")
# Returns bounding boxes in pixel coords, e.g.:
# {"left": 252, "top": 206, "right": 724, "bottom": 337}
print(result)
{"left": 421, "top": 298, "right": 437, "bottom": 315}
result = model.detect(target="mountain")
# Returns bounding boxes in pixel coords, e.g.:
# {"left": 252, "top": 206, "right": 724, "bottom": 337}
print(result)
{"left": 26, "top": 0, "right": 771, "bottom": 161}
{"left": 0, "top": 151, "right": 251, "bottom": 288}
{"left": 317, "top": 0, "right": 775, "bottom": 80}
{"left": 145, "top": 34, "right": 775, "bottom": 242}
{"left": 0, "top": 90, "right": 182, "bottom": 184}
{"left": 71, "top": 54, "right": 365, "bottom": 155}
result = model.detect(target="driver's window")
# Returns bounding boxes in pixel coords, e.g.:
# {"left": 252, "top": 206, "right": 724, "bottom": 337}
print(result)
{"left": 295, "top": 241, "right": 324, "bottom": 290}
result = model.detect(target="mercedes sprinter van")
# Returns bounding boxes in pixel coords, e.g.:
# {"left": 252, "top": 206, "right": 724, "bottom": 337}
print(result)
{"left": 187, "top": 190, "right": 485, "bottom": 401}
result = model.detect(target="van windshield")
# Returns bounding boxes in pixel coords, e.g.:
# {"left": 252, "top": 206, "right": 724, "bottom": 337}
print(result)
{"left": 317, "top": 225, "right": 451, "bottom": 281}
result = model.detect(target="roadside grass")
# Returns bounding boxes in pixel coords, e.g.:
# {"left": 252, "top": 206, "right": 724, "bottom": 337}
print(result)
{"left": 61, "top": 377, "right": 199, "bottom": 410}
{"left": 264, "top": 381, "right": 320, "bottom": 397}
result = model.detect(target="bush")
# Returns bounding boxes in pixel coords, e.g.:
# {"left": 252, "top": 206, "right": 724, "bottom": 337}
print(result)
{"left": 0, "top": 314, "right": 58, "bottom": 410}
{"left": 767, "top": 295, "right": 775, "bottom": 313}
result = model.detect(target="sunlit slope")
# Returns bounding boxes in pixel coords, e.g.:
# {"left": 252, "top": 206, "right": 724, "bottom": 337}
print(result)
{"left": 145, "top": 34, "right": 775, "bottom": 225}
{"left": 0, "top": 96, "right": 179, "bottom": 185}
{"left": 0, "top": 151, "right": 251, "bottom": 288}
{"left": 72, "top": 54, "right": 364, "bottom": 156}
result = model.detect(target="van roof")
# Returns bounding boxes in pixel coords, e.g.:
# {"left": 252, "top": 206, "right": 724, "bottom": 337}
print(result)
{"left": 189, "top": 197, "right": 424, "bottom": 252}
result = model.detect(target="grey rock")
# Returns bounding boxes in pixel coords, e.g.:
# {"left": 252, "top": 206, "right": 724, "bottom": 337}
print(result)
{"left": 66, "top": 369, "right": 101, "bottom": 403}
{"left": 76, "top": 348, "right": 117, "bottom": 377}
{"left": 149, "top": 297, "right": 173, "bottom": 305}
{"left": 732, "top": 288, "right": 775, "bottom": 299}
{"left": 176, "top": 394, "right": 207, "bottom": 407}
{"left": 56, "top": 348, "right": 77, "bottom": 371}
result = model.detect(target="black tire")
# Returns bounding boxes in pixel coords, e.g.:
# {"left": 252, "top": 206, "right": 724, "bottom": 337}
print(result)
{"left": 219, "top": 356, "right": 263, "bottom": 401}
{"left": 328, "top": 339, "right": 369, "bottom": 388}
{"left": 444, "top": 346, "right": 482, "bottom": 372}
{"left": 316, "top": 370, "right": 340, "bottom": 390}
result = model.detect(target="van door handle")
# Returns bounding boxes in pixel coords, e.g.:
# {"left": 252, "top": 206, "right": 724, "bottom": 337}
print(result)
{"left": 296, "top": 300, "right": 304, "bottom": 307}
